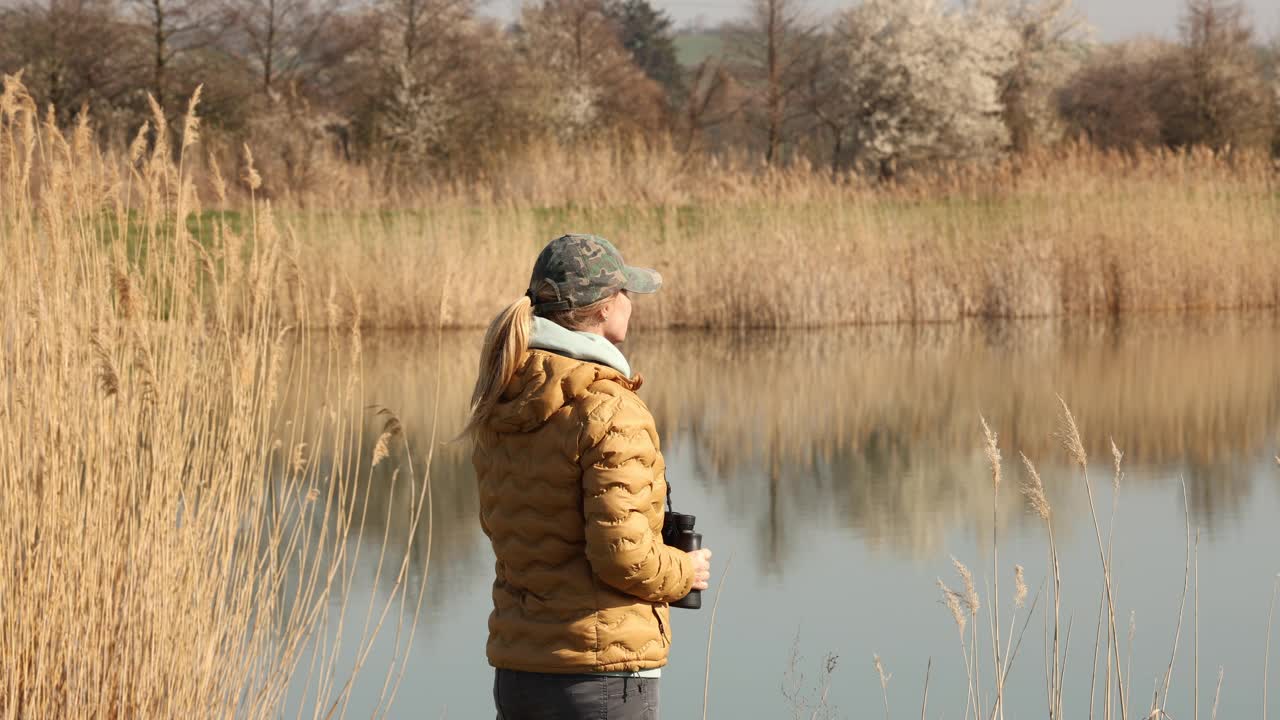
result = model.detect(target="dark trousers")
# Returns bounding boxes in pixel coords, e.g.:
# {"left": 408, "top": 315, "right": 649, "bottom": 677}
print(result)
{"left": 493, "top": 669, "right": 659, "bottom": 720}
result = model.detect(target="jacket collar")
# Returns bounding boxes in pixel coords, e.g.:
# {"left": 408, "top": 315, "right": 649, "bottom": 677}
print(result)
{"left": 528, "top": 316, "right": 632, "bottom": 378}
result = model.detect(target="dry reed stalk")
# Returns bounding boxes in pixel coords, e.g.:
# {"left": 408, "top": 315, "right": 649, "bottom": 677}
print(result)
{"left": 382, "top": 294, "right": 447, "bottom": 713}
{"left": 938, "top": 578, "right": 976, "bottom": 720}
{"left": 1021, "top": 451, "right": 1063, "bottom": 719}
{"left": 944, "top": 557, "right": 984, "bottom": 720}
{"left": 874, "top": 654, "right": 892, "bottom": 720}
{"left": 1267, "top": 574, "right": 1280, "bottom": 720}
{"left": 981, "top": 417, "right": 1004, "bottom": 720}
{"left": 994, "top": 578, "right": 1046, "bottom": 720}
{"left": 702, "top": 551, "right": 734, "bottom": 720}
{"left": 1194, "top": 529, "right": 1201, "bottom": 720}
{"left": 1127, "top": 611, "right": 1137, "bottom": 718}
{"left": 1061, "top": 397, "right": 1128, "bottom": 720}
{"left": 991, "top": 564, "right": 1033, "bottom": 719}
{"left": 921, "top": 657, "right": 932, "bottom": 720}
{"left": 1156, "top": 477, "right": 1193, "bottom": 715}
{"left": 1210, "top": 667, "right": 1223, "bottom": 720}
{"left": 813, "top": 654, "right": 839, "bottom": 720}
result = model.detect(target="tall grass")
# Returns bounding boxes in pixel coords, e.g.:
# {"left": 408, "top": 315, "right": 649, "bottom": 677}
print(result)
{"left": 877, "top": 402, "right": 1277, "bottom": 720}
{"left": 225, "top": 140, "right": 1280, "bottom": 330}
{"left": 38, "top": 87, "right": 1280, "bottom": 332}
{"left": 0, "top": 75, "right": 431, "bottom": 717}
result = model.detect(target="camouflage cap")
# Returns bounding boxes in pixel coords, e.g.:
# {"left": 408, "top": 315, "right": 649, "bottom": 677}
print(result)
{"left": 526, "top": 234, "right": 662, "bottom": 314}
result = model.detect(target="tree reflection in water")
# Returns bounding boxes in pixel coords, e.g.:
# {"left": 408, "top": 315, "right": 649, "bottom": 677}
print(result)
{"left": 296, "top": 312, "right": 1280, "bottom": 606}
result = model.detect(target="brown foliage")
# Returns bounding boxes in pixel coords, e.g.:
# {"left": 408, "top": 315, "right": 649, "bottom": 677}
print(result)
{"left": 1060, "top": 1, "right": 1276, "bottom": 154}
{"left": 1058, "top": 41, "right": 1169, "bottom": 150}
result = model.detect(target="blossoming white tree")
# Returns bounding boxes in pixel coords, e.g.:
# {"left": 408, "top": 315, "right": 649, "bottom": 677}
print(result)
{"left": 829, "top": 0, "right": 1017, "bottom": 176}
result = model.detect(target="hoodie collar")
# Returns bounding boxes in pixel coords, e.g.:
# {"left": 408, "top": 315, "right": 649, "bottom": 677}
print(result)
{"left": 528, "top": 316, "right": 632, "bottom": 378}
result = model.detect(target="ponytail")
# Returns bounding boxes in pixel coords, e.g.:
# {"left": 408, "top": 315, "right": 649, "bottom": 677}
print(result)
{"left": 463, "top": 295, "right": 533, "bottom": 438}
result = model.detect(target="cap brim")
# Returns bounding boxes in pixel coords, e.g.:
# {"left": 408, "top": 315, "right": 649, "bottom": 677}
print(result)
{"left": 623, "top": 266, "right": 662, "bottom": 294}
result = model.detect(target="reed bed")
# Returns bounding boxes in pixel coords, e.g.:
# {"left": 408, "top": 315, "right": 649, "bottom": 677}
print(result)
{"left": 246, "top": 141, "right": 1280, "bottom": 331}
{"left": 16, "top": 80, "right": 1280, "bottom": 332}
{"left": 0, "top": 76, "right": 431, "bottom": 717}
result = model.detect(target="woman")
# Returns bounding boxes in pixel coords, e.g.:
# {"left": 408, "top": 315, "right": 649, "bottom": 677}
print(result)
{"left": 467, "top": 234, "right": 713, "bottom": 720}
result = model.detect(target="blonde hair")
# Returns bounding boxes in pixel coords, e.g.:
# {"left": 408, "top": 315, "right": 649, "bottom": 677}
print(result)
{"left": 463, "top": 288, "right": 617, "bottom": 437}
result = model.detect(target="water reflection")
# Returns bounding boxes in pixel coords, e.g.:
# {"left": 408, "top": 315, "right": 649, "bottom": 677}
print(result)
{"left": 290, "top": 313, "right": 1280, "bottom": 716}
{"left": 345, "top": 313, "right": 1280, "bottom": 575}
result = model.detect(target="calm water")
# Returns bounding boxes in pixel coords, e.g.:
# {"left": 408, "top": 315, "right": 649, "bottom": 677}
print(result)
{"left": 289, "top": 313, "right": 1280, "bottom": 718}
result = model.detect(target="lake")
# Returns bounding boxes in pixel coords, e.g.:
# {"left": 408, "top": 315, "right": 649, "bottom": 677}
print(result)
{"left": 288, "top": 312, "right": 1280, "bottom": 718}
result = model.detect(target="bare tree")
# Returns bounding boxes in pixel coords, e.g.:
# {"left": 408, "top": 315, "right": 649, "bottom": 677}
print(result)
{"left": 726, "top": 0, "right": 815, "bottom": 164}
{"left": 680, "top": 57, "right": 738, "bottom": 154}
{"left": 126, "top": 0, "right": 228, "bottom": 110}
{"left": 1156, "top": 0, "right": 1275, "bottom": 150}
{"left": 1057, "top": 40, "right": 1169, "bottom": 150}
{"left": 799, "top": 33, "right": 859, "bottom": 172}
{"left": 1271, "top": 32, "right": 1280, "bottom": 155}
{"left": 223, "top": 0, "right": 353, "bottom": 98}
{"left": 0, "top": 0, "right": 137, "bottom": 125}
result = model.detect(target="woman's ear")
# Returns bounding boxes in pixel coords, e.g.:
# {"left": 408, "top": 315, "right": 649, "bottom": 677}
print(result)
{"left": 599, "top": 294, "right": 617, "bottom": 323}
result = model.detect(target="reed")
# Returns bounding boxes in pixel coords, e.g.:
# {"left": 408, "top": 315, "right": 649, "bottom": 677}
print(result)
{"left": 60, "top": 114, "right": 1280, "bottom": 332}
{"left": 202, "top": 141, "right": 1280, "bottom": 332}
{"left": 911, "top": 402, "right": 1280, "bottom": 720}
{"left": 0, "top": 75, "right": 429, "bottom": 717}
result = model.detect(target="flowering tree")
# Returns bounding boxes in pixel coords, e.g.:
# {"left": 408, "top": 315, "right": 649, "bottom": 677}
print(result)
{"left": 370, "top": 0, "right": 472, "bottom": 161}
{"left": 515, "top": 0, "right": 663, "bottom": 142}
{"left": 830, "top": 0, "right": 1017, "bottom": 176}
{"left": 347, "top": 0, "right": 518, "bottom": 171}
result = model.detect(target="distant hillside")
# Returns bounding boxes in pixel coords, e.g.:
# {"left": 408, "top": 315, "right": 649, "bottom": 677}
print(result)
{"left": 674, "top": 31, "right": 725, "bottom": 67}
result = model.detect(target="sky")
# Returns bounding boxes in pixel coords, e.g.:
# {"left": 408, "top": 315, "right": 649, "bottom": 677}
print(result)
{"left": 482, "top": 0, "right": 1280, "bottom": 42}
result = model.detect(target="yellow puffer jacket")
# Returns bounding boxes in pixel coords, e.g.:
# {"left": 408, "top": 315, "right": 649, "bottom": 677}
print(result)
{"left": 473, "top": 349, "right": 695, "bottom": 674}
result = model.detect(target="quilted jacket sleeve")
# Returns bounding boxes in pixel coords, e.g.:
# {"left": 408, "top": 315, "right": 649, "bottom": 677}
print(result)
{"left": 580, "top": 392, "right": 695, "bottom": 604}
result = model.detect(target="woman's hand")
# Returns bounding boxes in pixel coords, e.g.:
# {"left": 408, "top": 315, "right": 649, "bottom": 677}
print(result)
{"left": 688, "top": 548, "right": 712, "bottom": 591}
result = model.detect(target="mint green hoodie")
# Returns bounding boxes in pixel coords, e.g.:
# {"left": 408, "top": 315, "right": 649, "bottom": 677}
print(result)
{"left": 527, "top": 316, "right": 632, "bottom": 378}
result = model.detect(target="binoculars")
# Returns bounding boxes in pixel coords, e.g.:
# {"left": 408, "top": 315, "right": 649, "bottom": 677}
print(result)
{"left": 662, "top": 511, "right": 702, "bottom": 610}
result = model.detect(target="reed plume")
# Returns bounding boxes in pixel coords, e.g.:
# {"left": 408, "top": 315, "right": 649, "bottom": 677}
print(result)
{"left": 0, "top": 79, "right": 431, "bottom": 718}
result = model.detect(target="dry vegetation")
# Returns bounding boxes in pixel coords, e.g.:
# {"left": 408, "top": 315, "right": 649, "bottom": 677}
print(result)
{"left": 240, "top": 140, "right": 1280, "bottom": 331}
{"left": 3, "top": 51, "right": 1279, "bottom": 715}
{"left": 771, "top": 402, "right": 1280, "bottom": 720}
{"left": 0, "top": 76, "right": 434, "bottom": 717}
